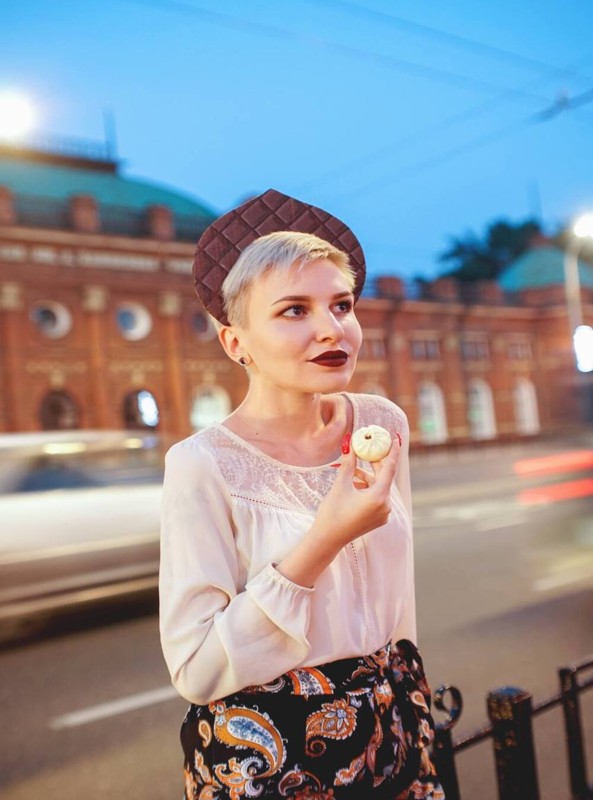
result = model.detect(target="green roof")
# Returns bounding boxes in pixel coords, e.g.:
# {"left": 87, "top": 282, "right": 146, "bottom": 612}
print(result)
{"left": 499, "top": 245, "right": 593, "bottom": 291}
{"left": 0, "top": 155, "right": 216, "bottom": 221}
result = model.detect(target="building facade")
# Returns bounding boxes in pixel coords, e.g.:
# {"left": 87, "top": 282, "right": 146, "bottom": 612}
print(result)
{"left": 0, "top": 140, "right": 591, "bottom": 447}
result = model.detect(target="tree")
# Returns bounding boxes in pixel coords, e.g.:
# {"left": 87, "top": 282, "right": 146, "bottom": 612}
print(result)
{"left": 438, "top": 218, "right": 542, "bottom": 281}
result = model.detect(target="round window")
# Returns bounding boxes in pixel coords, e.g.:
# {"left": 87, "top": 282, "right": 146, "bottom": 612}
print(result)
{"left": 30, "top": 301, "right": 72, "bottom": 339}
{"left": 116, "top": 302, "right": 152, "bottom": 341}
{"left": 190, "top": 311, "right": 216, "bottom": 341}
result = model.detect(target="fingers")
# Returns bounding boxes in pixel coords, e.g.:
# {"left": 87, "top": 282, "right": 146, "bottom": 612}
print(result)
{"left": 372, "top": 435, "right": 402, "bottom": 487}
{"left": 353, "top": 466, "right": 375, "bottom": 489}
{"left": 334, "top": 445, "right": 357, "bottom": 479}
{"left": 334, "top": 448, "right": 375, "bottom": 490}
{"left": 370, "top": 441, "right": 393, "bottom": 477}
{"left": 335, "top": 431, "right": 402, "bottom": 490}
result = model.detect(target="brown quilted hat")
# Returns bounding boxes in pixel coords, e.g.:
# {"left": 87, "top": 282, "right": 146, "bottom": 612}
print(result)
{"left": 193, "top": 189, "right": 366, "bottom": 325}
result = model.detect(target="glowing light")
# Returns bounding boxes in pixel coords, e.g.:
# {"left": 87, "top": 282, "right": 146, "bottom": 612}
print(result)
{"left": 514, "top": 450, "right": 593, "bottom": 476}
{"left": 42, "top": 442, "right": 87, "bottom": 455}
{"left": 519, "top": 479, "right": 593, "bottom": 505}
{"left": 137, "top": 391, "right": 159, "bottom": 428}
{"left": 573, "top": 213, "right": 593, "bottom": 239}
{"left": 0, "top": 91, "right": 35, "bottom": 139}
{"left": 574, "top": 325, "right": 593, "bottom": 373}
{"left": 124, "top": 437, "right": 145, "bottom": 449}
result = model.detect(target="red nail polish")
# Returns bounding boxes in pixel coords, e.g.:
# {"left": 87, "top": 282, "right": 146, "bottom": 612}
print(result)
{"left": 330, "top": 463, "right": 342, "bottom": 468}
{"left": 341, "top": 433, "right": 351, "bottom": 454}
{"left": 396, "top": 432, "right": 402, "bottom": 447}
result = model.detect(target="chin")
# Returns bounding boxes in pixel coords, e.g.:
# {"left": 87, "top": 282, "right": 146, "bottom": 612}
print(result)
{"left": 306, "top": 371, "right": 354, "bottom": 393}
{"left": 269, "top": 362, "right": 356, "bottom": 393}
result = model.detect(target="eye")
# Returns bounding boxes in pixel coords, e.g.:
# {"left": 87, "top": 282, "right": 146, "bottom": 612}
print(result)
{"left": 281, "top": 304, "right": 307, "bottom": 317}
{"left": 335, "top": 299, "right": 354, "bottom": 314}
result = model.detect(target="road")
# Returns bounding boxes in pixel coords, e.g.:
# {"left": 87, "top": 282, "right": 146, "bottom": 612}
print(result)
{"left": 1, "top": 434, "right": 592, "bottom": 799}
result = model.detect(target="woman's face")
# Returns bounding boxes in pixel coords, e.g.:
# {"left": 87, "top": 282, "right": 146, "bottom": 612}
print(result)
{"left": 238, "top": 258, "right": 363, "bottom": 393}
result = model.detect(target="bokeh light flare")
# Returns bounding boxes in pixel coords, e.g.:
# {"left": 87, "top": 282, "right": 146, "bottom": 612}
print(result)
{"left": 0, "top": 91, "right": 35, "bottom": 140}
{"left": 573, "top": 213, "right": 593, "bottom": 239}
{"left": 574, "top": 325, "right": 593, "bottom": 373}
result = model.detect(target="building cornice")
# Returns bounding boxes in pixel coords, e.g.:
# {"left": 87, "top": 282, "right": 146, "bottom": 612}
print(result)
{"left": 0, "top": 224, "right": 194, "bottom": 256}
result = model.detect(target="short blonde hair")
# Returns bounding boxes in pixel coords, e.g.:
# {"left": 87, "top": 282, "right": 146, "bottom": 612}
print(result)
{"left": 219, "top": 231, "right": 356, "bottom": 328}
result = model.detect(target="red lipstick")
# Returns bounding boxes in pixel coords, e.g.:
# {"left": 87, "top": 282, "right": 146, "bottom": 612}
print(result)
{"left": 310, "top": 350, "right": 349, "bottom": 367}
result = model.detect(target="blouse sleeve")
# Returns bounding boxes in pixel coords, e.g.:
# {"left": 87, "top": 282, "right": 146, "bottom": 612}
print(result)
{"left": 159, "top": 439, "right": 314, "bottom": 705}
{"left": 390, "top": 406, "right": 418, "bottom": 646}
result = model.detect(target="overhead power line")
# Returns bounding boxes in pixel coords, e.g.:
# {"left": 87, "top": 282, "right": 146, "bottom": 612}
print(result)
{"left": 535, "top": 86, "right": 593, "bottom": 120}
{"left": 323, "top": 118, "right": 532, "bottom": 203}
{"left": 114, "top": 0, "right": 591, "bottom": 206}
{"left": 293, "top": 51, "right": 593, "bottom": 194}
{"left": 118, "top": 0, "right": 551, "bottom": 101}
{"left": 322, "top": 86, "right": 593, "bottom": 203}
{"left": 309, "top": 0, "right": 593, "bottom": 85}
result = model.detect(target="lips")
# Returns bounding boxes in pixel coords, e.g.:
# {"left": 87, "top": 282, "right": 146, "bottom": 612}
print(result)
{"left": 310, "top": 350, "right": 349, "bottom": 367}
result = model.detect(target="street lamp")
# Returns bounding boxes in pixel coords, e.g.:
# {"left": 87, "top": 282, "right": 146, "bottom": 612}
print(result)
{"left": 564, "top": 213, "right": 593, "bottom": 373}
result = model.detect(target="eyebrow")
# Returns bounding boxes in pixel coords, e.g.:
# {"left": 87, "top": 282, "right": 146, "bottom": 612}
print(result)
{"left": 271, "top": 291, "right": 354, "bottom": 306}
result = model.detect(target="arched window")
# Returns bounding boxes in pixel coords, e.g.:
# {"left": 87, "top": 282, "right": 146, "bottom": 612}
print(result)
{"left": 39, "top": 390, "right": 80, "bottom": 430}
{"left": 190, "top": 386, "right": 231, "bottom": 431}
{"left": 418, "top": 381, "right": 448, "bottom": 444}
{"left": 467, "top": 379, "right": 497, "bottom": 439}
{"left": 123, "top": 390, "right": 160, "bottom": 429}
{"left": 514, "top": 378, "right": 540, "bottom": 434}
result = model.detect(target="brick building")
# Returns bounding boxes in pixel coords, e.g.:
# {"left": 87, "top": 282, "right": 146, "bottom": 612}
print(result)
{"left": 0, "top": 139, "right": 590, "bottom": 446}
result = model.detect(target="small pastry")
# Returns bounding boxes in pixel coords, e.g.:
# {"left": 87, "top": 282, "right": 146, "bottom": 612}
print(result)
{"left": 351, "top": 424, "right": 392, "bottom": 462}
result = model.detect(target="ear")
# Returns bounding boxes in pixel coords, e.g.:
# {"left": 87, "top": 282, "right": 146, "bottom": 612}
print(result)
{"left": 217, "top": 324, "right": 244, "bottom": 361}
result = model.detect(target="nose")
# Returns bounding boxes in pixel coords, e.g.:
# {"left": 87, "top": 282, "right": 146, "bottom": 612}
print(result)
{"left": 313, "top": 308, "right": 345, "bottom": 342}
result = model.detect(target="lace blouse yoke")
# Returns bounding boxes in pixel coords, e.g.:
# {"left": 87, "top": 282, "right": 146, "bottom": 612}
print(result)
{"left": 196, "top": 392, "right": 407, "bottom": 517}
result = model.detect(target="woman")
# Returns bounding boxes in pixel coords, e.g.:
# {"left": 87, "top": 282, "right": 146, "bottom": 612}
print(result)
{"left": 159, "top": 191, "right": 444, "bottom": 799}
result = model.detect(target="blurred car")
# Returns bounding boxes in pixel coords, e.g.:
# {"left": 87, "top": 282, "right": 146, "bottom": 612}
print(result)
{"left": 0, "top": 430, "right": 167, "bottom": 640}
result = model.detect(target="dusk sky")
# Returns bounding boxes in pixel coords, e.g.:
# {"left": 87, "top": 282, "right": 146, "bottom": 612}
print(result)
{"left": 2, "top": 0, "right": 592, "bottom": 282}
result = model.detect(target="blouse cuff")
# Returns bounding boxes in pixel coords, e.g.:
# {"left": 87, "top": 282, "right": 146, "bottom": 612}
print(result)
{"left": 267, "top": 562, "right": 315, "bottom": 593}
{"left": 246, "top": 562, "right": 314, "bottom": 646}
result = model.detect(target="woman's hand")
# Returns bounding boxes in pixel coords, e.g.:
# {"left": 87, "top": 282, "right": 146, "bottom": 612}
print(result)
{"left": 275, "top": 434, "right": 402, "bottom": 587}
{"left": 313, "top": 435, "right": 402, "bottom": 549}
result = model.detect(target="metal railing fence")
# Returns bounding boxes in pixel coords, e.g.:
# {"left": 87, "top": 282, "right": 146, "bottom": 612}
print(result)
{"left": 430, "top": 654, "right": 593, "bottom": 799}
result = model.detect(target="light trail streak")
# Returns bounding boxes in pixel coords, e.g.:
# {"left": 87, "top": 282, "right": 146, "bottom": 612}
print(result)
{"left": 514, "top": 451, "right": 593, "bottom": 477}
{"left": 518, "top": 479, "right": 593, "bottom": 505}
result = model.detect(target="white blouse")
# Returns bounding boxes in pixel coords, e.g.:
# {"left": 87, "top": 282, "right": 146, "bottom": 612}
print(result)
{"left": 159, "top": 392, "right": 416, "bottom": 706}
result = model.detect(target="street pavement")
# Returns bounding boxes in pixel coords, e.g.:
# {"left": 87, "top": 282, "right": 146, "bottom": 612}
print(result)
{"left": 1, "top": 434, "right": 592, "bottom": 799}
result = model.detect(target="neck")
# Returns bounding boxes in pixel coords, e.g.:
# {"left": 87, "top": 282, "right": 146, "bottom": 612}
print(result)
{"left": 233, "top": 384, "right": 341, "bottom": 441}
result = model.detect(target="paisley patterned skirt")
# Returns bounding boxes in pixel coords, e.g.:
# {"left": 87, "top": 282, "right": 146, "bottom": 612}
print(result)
{"left": 180, "top": 639, "right": 445, "bottom": 799}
